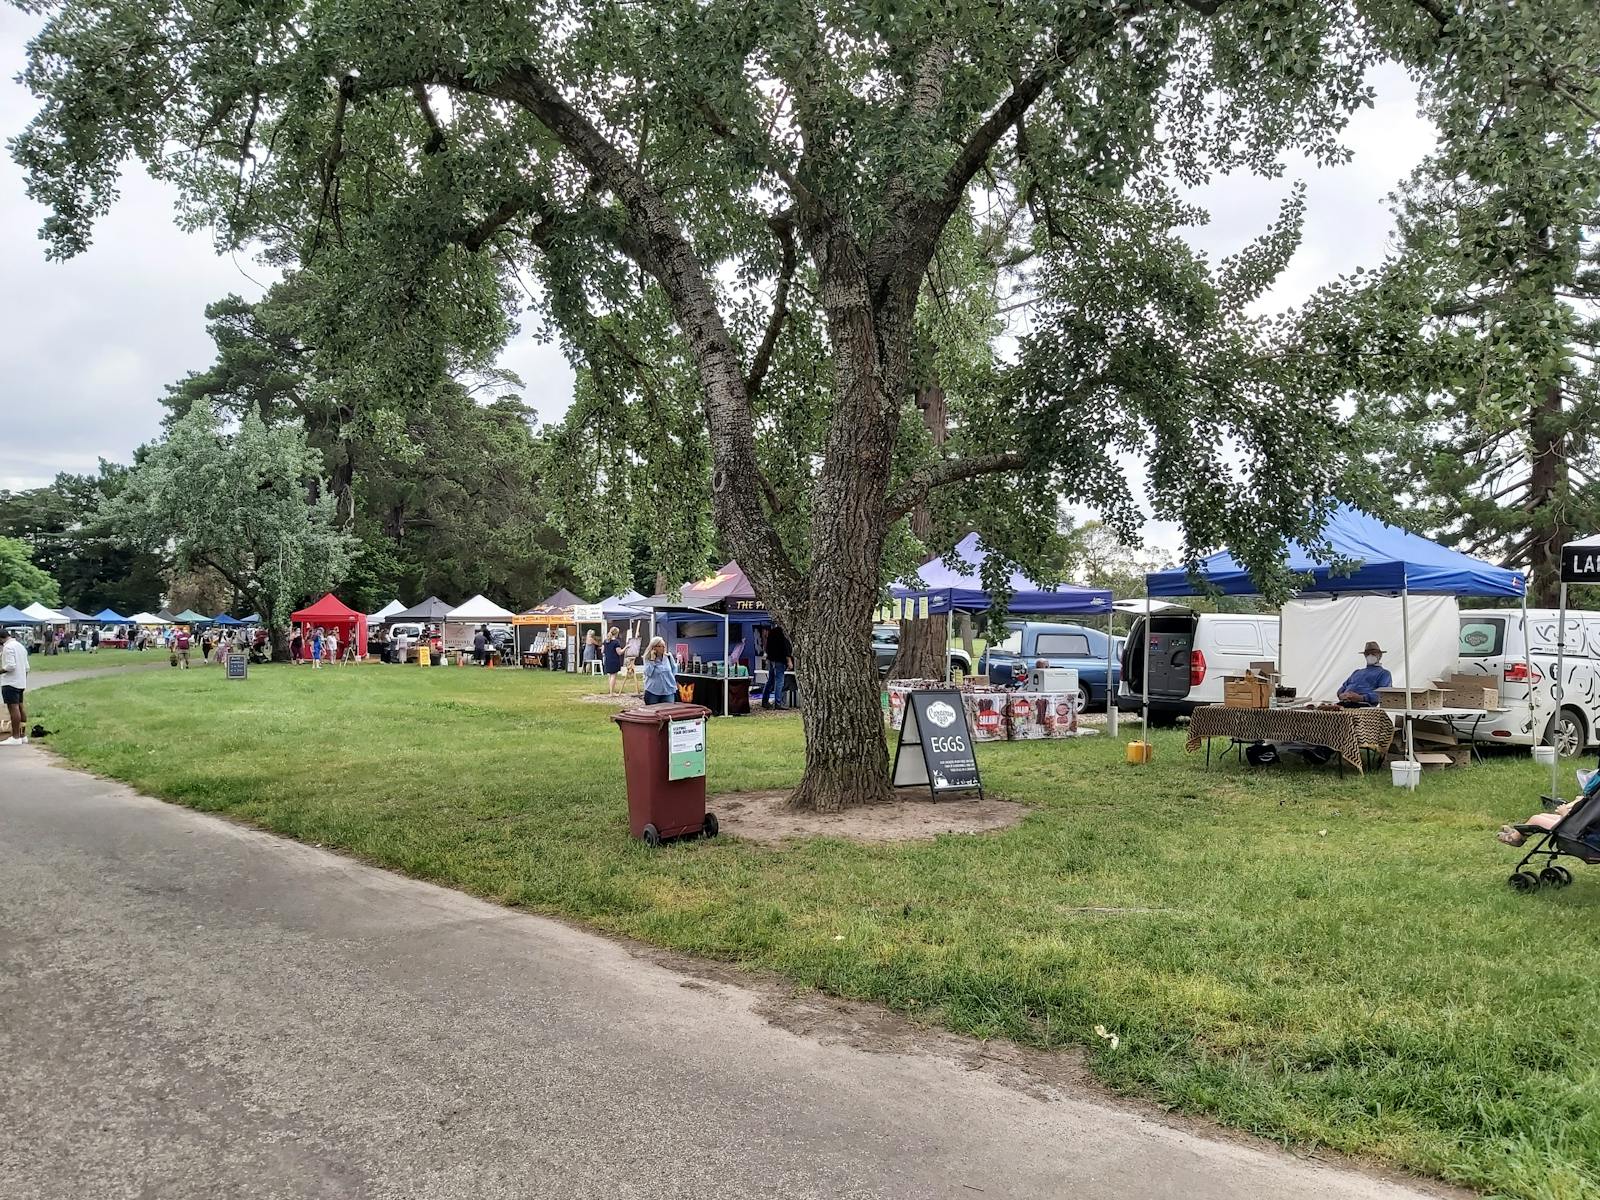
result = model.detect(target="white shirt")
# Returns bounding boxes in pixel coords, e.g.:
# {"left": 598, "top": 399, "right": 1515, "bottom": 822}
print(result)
{"left": 1, "top": 639, "right": 28, "bottom": 690}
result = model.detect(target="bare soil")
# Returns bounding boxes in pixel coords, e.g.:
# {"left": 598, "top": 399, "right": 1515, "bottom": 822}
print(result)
{"left": 578, "top": 693, "right": 642, "bottom": 707}
{"left": 710, "top": 788, "right": 1029, "bottom": 845}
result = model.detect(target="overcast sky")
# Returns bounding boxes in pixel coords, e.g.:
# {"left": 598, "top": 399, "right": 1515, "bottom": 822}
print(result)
{"left": 1, "top": 8, "right": 1437, "bottom": 554}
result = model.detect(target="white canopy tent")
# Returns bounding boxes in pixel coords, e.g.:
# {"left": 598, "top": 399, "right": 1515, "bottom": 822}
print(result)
{"left": 22, "top": 602, "right": 68, "bottom": 624}
{"left": 367, "top": 599, "right": 407, "bottom": 624}
{"left": 127, "top": 611, "right": 171, "bottom": 625}
{"left": 442, "top": 594, "right": 516, "bottom": 651}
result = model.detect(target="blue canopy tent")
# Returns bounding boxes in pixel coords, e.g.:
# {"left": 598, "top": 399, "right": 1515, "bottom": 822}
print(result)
{"left": 891, "top": 533, "right": 1114, "bottom": 616}
{"left": 211, "top": 613, "right": 243, "bottom": 626}
{"left": 887, "top": 533, "right": 1118, "bottom": 720}
{"left": 0, "top": 604, "right": 43, "bottom": 626}
{"left": 1143, "top": 504, "right": 1529, "bottom": 764}
{"left": 91, "top": 608, "right": 128, "bottom": 623}
{"left": 645, "top": 564, "right": 772, "bottom": 715}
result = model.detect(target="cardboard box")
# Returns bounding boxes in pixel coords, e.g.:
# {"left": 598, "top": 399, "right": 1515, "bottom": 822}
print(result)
{"left": 1433, "top": 674, "right": 1499, "bottom": 711}
{"left": 1223, "top": 676, "right": 1272, "bottom": 709}
{"left": 1378, "top": 687, "right": 1443, "bottom": 711}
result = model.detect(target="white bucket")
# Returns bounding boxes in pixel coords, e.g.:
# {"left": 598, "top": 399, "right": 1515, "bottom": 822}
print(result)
{"left": 1390, "top": 760, "right": 1421, "bottom": 789}
{"left": 1533, "top": 745, "right": 1557, "bottom": 766}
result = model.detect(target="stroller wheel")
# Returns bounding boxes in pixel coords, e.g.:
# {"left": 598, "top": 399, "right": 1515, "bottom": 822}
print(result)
{"left": 1508, "top": 871, "right": 1540, "bottom": 893}
{"left": 1540, "top": 866, "right": 1569, "bottom": 889}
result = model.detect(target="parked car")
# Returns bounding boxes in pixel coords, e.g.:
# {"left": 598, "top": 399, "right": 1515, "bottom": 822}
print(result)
{"left": 1450, "top": 608, "right": 1600, "bottom": 757}
{"left": 872, "top": 623, "right": 973, "bottom": 678}
{"left": 978, "top": 621, "right": 1120, "bottom": 712}
{"left": 1117, "top": 610, "right": 1281, "bottom": 721}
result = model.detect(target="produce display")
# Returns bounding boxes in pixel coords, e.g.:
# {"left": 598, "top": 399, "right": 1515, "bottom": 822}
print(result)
{"left": 886, "top": 680, "right": 1081, "bottom": 740}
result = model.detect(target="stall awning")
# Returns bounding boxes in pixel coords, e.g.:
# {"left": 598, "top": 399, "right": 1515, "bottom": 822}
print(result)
{"left": 367, "top": 599, "right": 407, "bottom": 623}
{"left": 445, "top": 594, "right": 516, "bottom": 623}
{"left": 389, "top": 596, "right": 453, "bottom": 623}
{"left": 22, "top": 602, "right": 68, "bottom": 623}
{"left": 290, "top": 594, "right": 364, "bottom": 625}
{"left": 128, "top": 611, "right": 170, "bottom": 625}
{"left": 57, "top": 606, "right": 92, "bottom": 622}
{"left": 890, "top": 533, "right": 1112, "bottom": 615}
{"left": 211, "top": 613, "right": 243, "bottom": 626}
{"left": 0, "top": 604, "right": 43, "bottom": 626}
{"left": 172, "top": 609, "right": 210, "bottom": 624}
{"left": 1146, "top": 505, "right": 1526, "bottom": 598}
{"left": 91, "top": 608, "right": 129, "bottom": 623}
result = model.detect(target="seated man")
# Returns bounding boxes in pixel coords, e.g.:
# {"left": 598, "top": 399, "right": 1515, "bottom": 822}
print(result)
{"left": 1336, "top": 640, "right": 1392, "bottom": 707}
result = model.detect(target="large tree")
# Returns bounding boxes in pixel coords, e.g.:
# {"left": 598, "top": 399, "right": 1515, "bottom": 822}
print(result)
{"left": 14, "top": 0, "right": 1592, "bottom": 808}
{"left": 0, "top": 535, "right": 60, "bottom": 609}
{"left": 1300, "top": 2, "right": 1600, "bottom": 606}
{"left": 103, "top": 402, "right": 355, "bottom": 659}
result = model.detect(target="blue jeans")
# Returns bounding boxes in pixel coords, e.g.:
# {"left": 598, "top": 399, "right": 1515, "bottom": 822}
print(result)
{"left": 763, "top": 661, "right": 787, "bottom": 708}
{"left": 644, "top": 691, "right": 673, "bottom": 706}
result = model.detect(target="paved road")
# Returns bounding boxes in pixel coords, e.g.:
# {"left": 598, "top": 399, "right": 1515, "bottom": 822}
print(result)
{"left": 0, "top": 750, "right": 1450, "bottom": 1200}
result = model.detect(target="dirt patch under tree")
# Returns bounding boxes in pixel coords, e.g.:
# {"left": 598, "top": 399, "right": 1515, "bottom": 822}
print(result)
{"left": 710, "top": 788, "right": 1028, "bottom": 845}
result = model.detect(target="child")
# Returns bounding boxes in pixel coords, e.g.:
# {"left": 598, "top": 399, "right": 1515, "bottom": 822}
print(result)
{"left": 311, "top": 627, "right": 323, "bottom": 670}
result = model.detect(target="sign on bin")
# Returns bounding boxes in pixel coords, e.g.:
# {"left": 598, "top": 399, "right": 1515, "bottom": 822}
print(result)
{"left": 667, "top": 716, "right": 706, "bottom": 781}
{"left": 892, "top": 689, "right": 982, "bottom": 799}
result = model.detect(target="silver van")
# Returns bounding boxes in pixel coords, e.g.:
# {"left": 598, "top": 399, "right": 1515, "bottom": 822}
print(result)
{"left": 1452, "top": 609, "right": 1600, "bottom": 757}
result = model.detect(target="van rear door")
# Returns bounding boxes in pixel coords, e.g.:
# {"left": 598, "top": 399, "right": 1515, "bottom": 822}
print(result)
{"left": 1123, "top": 612, "right": 1199, "bottom": 699}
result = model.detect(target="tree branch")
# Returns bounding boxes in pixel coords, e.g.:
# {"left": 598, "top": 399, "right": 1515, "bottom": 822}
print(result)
{"left": 411, "top": 83, "right": 447, "bottom": 154}
{"left": 746, "top": 217, "right": 798, "bottom": 400}
{"left": 459, "top": 198, "right": 527, "bottom": 252}
{"left": 885, "top": 451, "right": 1029, "bottom": 521}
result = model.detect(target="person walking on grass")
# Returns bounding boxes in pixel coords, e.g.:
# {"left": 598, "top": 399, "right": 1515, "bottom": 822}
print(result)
{"left": 641, "top": 636, "right": 678, "bottom": 706}
{"left": 603, "top": 626, "right": 624, "bottom": 695}
{"left": 1, "top": 628, "right": 29, "bottom": 745}
{"left": 311, "top": 627, "right": 323, "bottom": 670}
{"left": 325, "top": 627, "right": 339, "bottom": 668}
{"left": 175, "top": 625, "right": 192, "bottom": 669}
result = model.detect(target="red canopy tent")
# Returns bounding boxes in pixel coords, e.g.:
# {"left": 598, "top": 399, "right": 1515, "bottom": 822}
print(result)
{"left": 289, "top": 594, "right": 368, "bottom": 660}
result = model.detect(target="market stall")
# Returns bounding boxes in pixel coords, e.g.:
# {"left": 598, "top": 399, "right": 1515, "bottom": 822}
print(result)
{"left": 443, "top": 594, "right": 516, "bottom": 655}
{"left": 646, "top": 563, "right": 773, "bottom": 716}
{"left": 289, "top": 594, "right": 368, "bottom": 660}
{"left": 886, "top": 677, "right": 1084, "bottom": 740}
{"left": 1146, "top": 504, "right": 1527, "bottom": 769}
{"left": 889, "top": 532, "right": 1116, "bottom": 719}
{"left": 514, "top": 588, "right": 588, "bottom": 669}
{"left": 172, "top": 608, "right": 210, "bottom": 628}
{"left": 368, "top": 599, "right": 406, "bottom": 626}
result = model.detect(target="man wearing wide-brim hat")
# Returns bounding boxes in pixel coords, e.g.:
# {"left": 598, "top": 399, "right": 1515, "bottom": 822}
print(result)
{"left": 1336, "top": 640, "right": 1393, "bottom": 707}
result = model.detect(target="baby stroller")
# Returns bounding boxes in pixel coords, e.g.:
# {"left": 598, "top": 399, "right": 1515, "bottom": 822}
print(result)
{"left": 1508, "top": 769, "right": 1600, "bottom": 892}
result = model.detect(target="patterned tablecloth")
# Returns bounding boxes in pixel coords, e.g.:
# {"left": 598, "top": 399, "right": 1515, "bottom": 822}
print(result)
{"left": 1185, "top": 705, "right": 1397, "bottom": 772}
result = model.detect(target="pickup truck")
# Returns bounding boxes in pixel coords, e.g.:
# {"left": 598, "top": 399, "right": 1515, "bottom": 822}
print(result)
{"left": 872, "top": 623, "right": 974, "bottom": 678}
{"left": 978, "top": 621, "right": 1121, "bottom": 712}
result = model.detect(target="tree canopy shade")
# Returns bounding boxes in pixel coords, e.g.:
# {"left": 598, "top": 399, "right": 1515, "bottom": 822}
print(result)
{"left": 101, "top": 402, "right": 355, "bottom": 660}
{"left": 14, "top": 0, "right": 1598, "bottom": 807}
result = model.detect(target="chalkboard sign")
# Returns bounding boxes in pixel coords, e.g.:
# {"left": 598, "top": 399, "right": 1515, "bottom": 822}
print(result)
{"left": 892, "top": 689, "right": 982, "bottom": 799}
{"left": 226, "top": 652, "right": 248, "bottom": 680}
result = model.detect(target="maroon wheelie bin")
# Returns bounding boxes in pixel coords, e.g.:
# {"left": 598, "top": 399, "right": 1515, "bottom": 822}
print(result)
{"left": 612, "top": 703, "right": 718, "bottom": 845}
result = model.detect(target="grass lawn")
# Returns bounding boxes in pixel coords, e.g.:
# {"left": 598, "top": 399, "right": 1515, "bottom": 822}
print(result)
{"left": 26, "top": 647, "right": 162, "bottom": 672}
{"left": 33, "top": 665, "right": 1600, "bottom": 1199}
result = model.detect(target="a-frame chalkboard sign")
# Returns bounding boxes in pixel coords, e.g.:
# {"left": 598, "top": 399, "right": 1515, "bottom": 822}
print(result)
{"left": 891, "top": 689, "right": 983, "bottom": 800}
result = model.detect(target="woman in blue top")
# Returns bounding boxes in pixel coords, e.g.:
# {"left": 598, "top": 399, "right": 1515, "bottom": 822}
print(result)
{"left": 641, "top": 636, "right": 678, "bottom": 705}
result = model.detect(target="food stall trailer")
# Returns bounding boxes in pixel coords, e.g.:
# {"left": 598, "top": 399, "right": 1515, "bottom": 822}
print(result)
{"left": 647, "top": 563, "right": 774, "bottom": 716}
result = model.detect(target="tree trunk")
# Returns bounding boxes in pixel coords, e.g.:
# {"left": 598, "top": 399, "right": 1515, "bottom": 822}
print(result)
{"left": 779, "top": 239, "right": 910, "bottom": 811}
{"left": 890, "top": 612, "right": 949, "bottom": 680}
{"left": 268, "top": 623, "right": 291, "bottom": 662}
{"left": 1528, "top": 381, "right": 1568, "bottom": 608}
{"left": 788, "top": 612, "right": 891, "bottom": 813}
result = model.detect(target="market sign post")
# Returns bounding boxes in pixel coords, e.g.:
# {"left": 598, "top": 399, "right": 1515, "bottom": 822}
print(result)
{"left": 226, "top": 651, "right": 248, "bottom": 680}
{"left": 667, "top": 715, "right": 707, "bottom": 781}
{"left": 892, "top": 689, "right": 983, "bottom": 799}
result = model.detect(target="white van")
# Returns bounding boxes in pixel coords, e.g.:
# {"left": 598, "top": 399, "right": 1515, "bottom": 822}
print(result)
{"left": 1451, "top": 609, "right": 1600, "bottom": 757}
{"left": 1118, "top": 610, "right": 1281, "bottom": 720}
